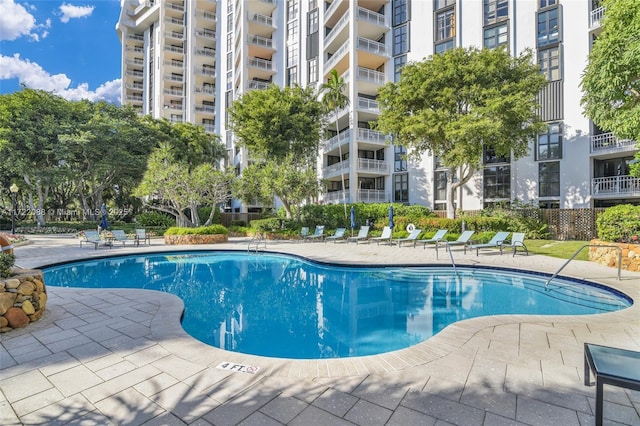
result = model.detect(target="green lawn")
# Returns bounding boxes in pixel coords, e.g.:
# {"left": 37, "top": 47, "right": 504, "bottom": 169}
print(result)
{"left": 524, "top": 240, "right": 590, "bottom": 261}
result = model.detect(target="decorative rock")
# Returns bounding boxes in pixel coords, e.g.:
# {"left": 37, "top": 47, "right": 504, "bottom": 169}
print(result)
{"left": 33, "top": 279, "right": 44, "bottom": 292}
{"left": 21, "top": 300, "right": 35, "bottom": 315}
{"left": 39, "top": 293, "right": 47, "bottom": 308}
{"left": 17, "top": 281, "right": 35, "bottom": 296}
{"left": 5, "top": 279, "right": 20, "bottom": 289}
{"left": 0, "top": 292, "right": 17, "bottom": 315}
{"left": 0, "top": 316, "right": 7, "bottom": 327}
{"left": 5, "top": 307, "right": 29, "bottom": 328}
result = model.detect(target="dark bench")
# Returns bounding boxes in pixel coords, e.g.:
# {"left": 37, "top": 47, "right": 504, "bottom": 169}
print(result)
{"left": 584, "top": 343, "right": 640, "bottom": 426}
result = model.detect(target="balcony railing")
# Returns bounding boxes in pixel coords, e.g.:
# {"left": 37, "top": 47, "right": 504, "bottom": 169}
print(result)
{"left": 195, "top": 105, "right": 216, "bottom": 114}
{"left": 324, "top": 128, "right": 352, "bottom": 152}
{"left": 324, "top": 12, "right": 349, "bottom": 45}
{"left": 164, "top": 31, "right": 184, "bottom": 40}
{"left": 357, "top": 158, "right": 389, "bottom": 173}
{"left": 324, "top": 0, "right": 340, "bottom": 22}
{"left": 357, "top": 37, "right": 389, "bottom": 56}
{"left": 357, "top": 6, "right": 387, "bottom": 27}
{"left": 165, "top": 17, "right": 184, "bottom": 26}
{"left": 357, "top": 128, "right": 389, "bottom": 145}
{"left": 196, "top": 68, "right": 215, "bottom": 77}
{"left": 195, "top": 48, "right": 215, "bottom": 57}
{"left": 164, "top": 45, "right": 184, "bottom": 53}
{"left": 592, "top": 175, "right": 640, "bottom": 196}
{"left": 323, "top": 161, "right": 349, "bottom": 177}
{"left": 163, "top": 104, "right": 183, "bottom": 111}
{"left": 125, "top": 83, "right": 144, "bottom": 90}
{"left": 357, "top": 189, "right": 388, "bottom": 203}
{"left": 357, "top": 67, "right": 385, "bottom": 85}
{"left": 195, "top": 29, "right": 216, "bottom": 40}
{"left": 357, "top": 97, "right": 379, "bottom": 113}
{"left": 163, "top": 60, "right": 184, "bottom": 68}
{"left": 590, "top": 6, "right": 605, "bottom": 29}
{"left": 324, "top": 190, "right": 350, "bottom": 204}
{"left": 325, "top": 41, "right": 349, "bottom": 71}
{"left": 248, "top": 34, "right": 273, "bottom": 49}
{"left": 163, "top": 74, "right": 184, "bottom": 82}
{"left": 127, "top": 33, "right": 144, "bottom": 41}
{"left": 248, "top": 57, "right": 274, "bottom": 71}
{"left": 195, "top": 85, "right": 215, "bottom": 94}
{"left": 248, "top": 80, "right": 270, "bottom": 90}
{"left": 591, "top": 132, "right": 637, "bottom": 154}
{"left": 249, "top": 12, "right": 273, "bottom": 27}
{"left": 163, "top": 89, "right": 184, "bottom": 96}
{"left": 126, "top": 70, "right": 144, "bottom": 77}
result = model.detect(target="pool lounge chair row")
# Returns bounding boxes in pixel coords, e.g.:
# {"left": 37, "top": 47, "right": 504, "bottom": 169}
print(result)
{"left": 79, "top": 229, "right": 151, "bottom": 249}
{"left": 300, "top": 226, "right": 528, "bottom": 256}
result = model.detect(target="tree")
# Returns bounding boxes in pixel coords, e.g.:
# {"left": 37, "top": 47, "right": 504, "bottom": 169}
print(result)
{"left": 376, "top": 47, "right": 547, "bottom": 218}
{"left": 580, "top": 0, "right": 640, "bottom": 176}
{"left": 134, "top": 143, "right": 232, "bottom": 227}
{"left": 228, "top": 85, "right": 324, "bottom": 219}
{"left": 320, "top": 69, "right": 350, "bottom": 219}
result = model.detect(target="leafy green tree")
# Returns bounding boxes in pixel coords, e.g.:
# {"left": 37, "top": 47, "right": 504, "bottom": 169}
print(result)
{"left": 321, "top": 69, "right": 350, "bottom": 219}
{"left": 580, "top": 0, "right": 640, "bottom": 176}
{"left": 376, "top": 47, "right": 547, "bottom": 218}
{"left": 134, "top": 143, "right": 232, "bottom": 227}
{"left": 228, "top": 85, "right": 324, "bottom": 219}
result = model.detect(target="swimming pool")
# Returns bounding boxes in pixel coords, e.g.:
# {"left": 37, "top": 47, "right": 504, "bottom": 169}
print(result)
{"left": 43, "top": 251, "right": 631, "bottom": 359}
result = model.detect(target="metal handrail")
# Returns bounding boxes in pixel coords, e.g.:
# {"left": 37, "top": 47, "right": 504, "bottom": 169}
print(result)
{"left": 446, "top": 244, "right": 458, "bottom": 276}
{"left": 247, "top": 233, "right": 267, "bottom": 253}
{"left": 545, "top": 244, "right": 621, "bottom": 290}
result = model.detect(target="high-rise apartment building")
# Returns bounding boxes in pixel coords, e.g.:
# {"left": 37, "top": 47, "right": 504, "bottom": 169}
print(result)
{"left": 117, "top": 0, "right": 639, "bottom": 214}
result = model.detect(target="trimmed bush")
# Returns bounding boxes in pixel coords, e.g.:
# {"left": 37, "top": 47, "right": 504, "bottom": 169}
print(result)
{"left": 0, "top": 253, "right": 15, "bottom": 278}
{"left": 136, "top": 211, "right": 175, "bottom": 228}
{"left": 596, "top": 204, "right": 640, "bottom": 243}
{"left": 164, "top": 225, "right": 228, "bottom": 236}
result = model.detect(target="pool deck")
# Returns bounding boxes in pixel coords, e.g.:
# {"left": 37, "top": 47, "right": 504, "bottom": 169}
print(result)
{"left": 1, "top": 234, "right": 639, "bottom": 425}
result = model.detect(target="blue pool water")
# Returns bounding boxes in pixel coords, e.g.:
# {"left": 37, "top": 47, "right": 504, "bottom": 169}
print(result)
{"left": 43, "top": 251, "right": 631, "bottom": 359}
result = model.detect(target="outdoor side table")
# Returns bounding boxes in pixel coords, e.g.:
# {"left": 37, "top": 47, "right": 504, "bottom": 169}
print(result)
{"left": 583, "top": 343, "right": 640, "bottom": 426}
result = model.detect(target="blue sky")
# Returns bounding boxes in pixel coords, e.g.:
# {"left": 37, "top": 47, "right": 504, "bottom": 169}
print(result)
{"left": 0, "top": 0, "right": 123, "bottom": 104}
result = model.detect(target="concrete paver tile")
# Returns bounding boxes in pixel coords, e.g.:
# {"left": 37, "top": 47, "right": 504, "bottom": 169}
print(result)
{"left": 460, "top": 386, "right": 516, "bottom": 419}
{"left": 288, "top": 405, "right": 356, "bottom": 426}
{"left": 312, "top": 387, "right": 358, "bottom": 417}
{"left": 401, "top": 389, "right": 486, "bottom": 425}
{"left": 0, "top": 369, "right": 53, "bottom": 403}
{"left": 386, "top": 405, "right": 437, "bottom": 426}
{"left": 259, "top": 395, "right": 309, "bottom": 424}
{"left": 95, "top": 359, "right": 138, "bottom": 381}
{"left": 140, "top": 411, "right": 188, "bottom": 425}
{"left": 237, "top": 411, "right": 284, "bottom": 426}
{"left": 48, "top": 364, "right": 104, "bottom": 397}
{"left": 18, "top": 393, "right": 96, "bottom": 425}
{"left": 150, "top": 381, "right": 221, "bottom": 423}
{"left": 124, "top": 344, "right": 172, "bottom": 367}
{"left": 82, "top": 364, "right": 162, "bottom": 404}
{"left": 202, "top": 385, "right": 279, "bottom": 426}
{"left": 344, "top": 398, "right": 392, "bottom": 425}
{"left": 0, "top": 399, "right": 21, "bottom": 425}
{"left": 46, "top": 334, "right": 94, "bottom": 353}
{"left": 94, "top": 387, "right": 165, "bottom": 426}
{"left": 150, "top": 354, "right": 207, "bottom": 381}
{"left": 11, "top": 387, "right": 64, "bottom": 417}
{"left": 134, "top": 372, "right": 180, "bottom": 397}
{"left": 515, "top": 394, "right": 580, "bottom": 426}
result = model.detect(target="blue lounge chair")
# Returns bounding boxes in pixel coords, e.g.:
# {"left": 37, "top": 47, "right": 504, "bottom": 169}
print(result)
{"left": 299, "top": 227, "right": 309, "bottom": 242}
{"left": 509, "top": 232, "right": 529, "bottom": 256}
{"left": 395, "top": 228, "right": 422, "bottom": 248}
{"left": 346, "top": 226, "right": 370, "bottom": 244}
{"left": 421, "top": 229, "right": 449, "bottom": 249}
{"left": 111, "top": 230, "right": 133, "bottom": 246}
{"left": 135, "top": 229, "right": 151, "bottom": 246}
{"left": 325, "top": 227, "right": 346, "bottom": 243}
{"left": 369, "top": 226, "right": 393, "bottom": 245}
{"left": 305, "top": 225, "right": 325, "bottom": 241}
{"left": 444, "top": 230, "right": 475, "bottom": 254}
{"left": 79, "top": 230, "right": 106, "bottom": 250}
{"left": 468, "top": 231, "right": 511, "bottom": 256}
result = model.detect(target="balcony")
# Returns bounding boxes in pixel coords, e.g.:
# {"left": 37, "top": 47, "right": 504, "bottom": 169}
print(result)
{"left": 163, "top": 59, "right": 184, "bottom": 69}
{"left": 323, "top": 161, "right": 349, "bottom": 178}
{"left": 125, "top": 83, "right": 144, "bottom": 90}
{"left": 356, "top": 158, "right": 389, "bottom": 174}
{"left": 591, "top": 132, "right": 637, "bottom": 155}
{"left": 165, "top": 17, "right": 184, "bottom": 26}
{"left": 324, "top": 129, "right": 352, "bottom": 153}
{"left": 164, "top": 45, "right": 184, "bottom": 54}
{"left": 357, "top": 97, "right": 379, "bottom": 114}
{"left": 357, "top": 37, "right": 388, "bottom": 56}
{"left": 163, "top": 88, "right": 184, "bottom": 96}
{"left": 324, "top": 190, "right": 350, "bottom": 204}
{"left": 195, "top": 85, "right": 215, "bottom": 94}
{"left": 325, "top": 41, "right": 349, "bottom": 73}
{"left": 590, "top": 6, "right": 605, "bottom": 30}
{"left": 195, "top": 105, "right": 216, "bottom": 114}
{"left": 126, "top": 95, "right": 143, "bottom": 103}
{"left": 248, "top": 57, "right": 275, "bottom": 79}
{"left": 163, "top": 104, "right": 183, "bottom": 111}
{"left": 324, "top": 12, "right": 349, "bottom": 48}
{"left": 195, "top": 47, "right": 215, "bottom": 57}
{"left": 163, "top": 74, "right": 184, "bottom": 82}
{"left": 357, "top": 6, "right": 387, "bottom": 27}
{"left": 126, "top": 70, "right": 144, "bottom": 77}
{"left": 195, "top": 29, "right": 216, "bottom": 41}
{"left": 357, "top": 67, "right": 385, "bottom": 85}
{"left": 249, "top": 12, "right": 273, "bottom": 28}
{"left": 357, "top": 128, "right": 389, "bottom": 146}
{"left": 203, "top": 124, "right": 216, "bottom": 134}
{"left": 248, "top": 80, "right": 270, "bottom": 90}
{"left": 592, "top": 175, "right": 640, "bottom": 197}
{"left": 195, "top": 67, "right": 215, "bottom": 77}
{"left": 164, "top": 31, "right": 184, "bottom": 40}
{"left": 248, "top": 34, "right": 273, "bottom": 49}
{"left": 357, "top": 189, "right": 388, "bottom": 203}
{"left": 127, "top": 33, "right": 144, "bottom": 42}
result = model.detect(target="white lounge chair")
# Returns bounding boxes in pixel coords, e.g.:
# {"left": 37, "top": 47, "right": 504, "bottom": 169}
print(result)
{"left": 135, "top": 229, "right": 151, "bottom": 246}
{"left": 468, "top": 231, "right": 511, "bottom": 256}
{"left": 305, "top": 225, "right": 325, "bottom": 241}
{"left": 369, "top": 226, "right": 393, "bottom": 245}
{"left": 421, "top": 229, "right": 449, "bottom": 249}
{"left": 346, "top": 226, "right": 370, "bottom": 244}
{"left": 395, "top": 228, "right": 422, "bottom": 248}
{"left": 111, "top": 230, "right": 133, "bottom": 246}
{"left": 325, "top": 228, "right": 346, "bottom": 243}
{"left": 79, "top": 230, "right": 106, "bottom": 250}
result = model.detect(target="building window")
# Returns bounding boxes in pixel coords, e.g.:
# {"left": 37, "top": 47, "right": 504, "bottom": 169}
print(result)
{"left": 287, "top": 42, "right": 299, "bottom": 67}
{"left": 540, "top": 0, "right": 557, "bottom": 8}
{"left": 394, "top": 55, "right": 406, "bottom": 82}
{"left": 308, "top": 57, "right": 318, "bottom": 83}
{"left": 287, "top": 21, "right": 299, "bottom": 41}
{"left": 539, "top": 161, "right": 560, "bottom": 197}
{"left": 435, "top": 0, "right": 455, "bottom": 10}
{"left": 483, "top": 145, "right": 509, "bottom": 164}
{"left": 393, "top": 0, "right": 409, "bottom": 26}
{"left": 538, "top": 46, "right": 561, "bottom": 81}
{"left": 536, "top": 122, "right": 562, "bottom": 160}
{"left": 435, "top": 7, "right": 455, "bottom": 53}
{"left": 393, "top": 24, "right": 409, "bottom": 56}
{"left": 484, "top": 0, "right": 508, "bottom": 25}
{"left": 287, "top": 0, "right": 298, "bottom": 20}
{"left": 287, "top": 66, "right": 298, "bottom": 87}
{"left": 484, "top": 23, "right": 508, "bottom": 49}
{"left": 537, "top": 7, "right": 559, "bottom": 47}
{"left": 308, "top": 9, "right": 319, "bottom": 33}
{"left": 434, "top": 170, "right": 447, "bottom": 202}
{"left": 394, "top": 173, "right": 409, "bottom": 203}
{"left": 394, "top": 145, "right": 407, "bottom": 171}
{"left": 539, "top": 200, "right": 559, "bottom": 209}
{"left": 483, "top": 165, "right": 511, "bottom": 199}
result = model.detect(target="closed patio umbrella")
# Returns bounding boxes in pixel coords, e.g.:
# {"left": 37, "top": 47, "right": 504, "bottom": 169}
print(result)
{"left": 350, "top": 206, "right": 356, "bottom": 236}
{"left": 388, "top": 205, "right": 394, "bottom": 231}
{"left": 99, "top": 203, "right": 109, "bottom": 231}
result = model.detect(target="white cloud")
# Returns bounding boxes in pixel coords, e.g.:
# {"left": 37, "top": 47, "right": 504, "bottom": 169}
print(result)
{"left": 0, "top": 54, "right": 121, "bottom": 104}
{"left": 59, "top": 3, "right": 94, "bottom": 23}
{"left": 0, "top": 0, "right": 36, "bottom": 41}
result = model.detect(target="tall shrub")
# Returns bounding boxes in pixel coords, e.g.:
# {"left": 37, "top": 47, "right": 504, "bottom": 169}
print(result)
{"left": 596, "top": 204, "right": 640, "bottom": 243}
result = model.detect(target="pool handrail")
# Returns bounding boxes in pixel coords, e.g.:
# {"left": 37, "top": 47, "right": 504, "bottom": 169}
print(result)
{"left": 545, "top": 244, "right": 621, "bottom": 290}
{"left": 446, "top": 243, "right": 458, "bottom": 276}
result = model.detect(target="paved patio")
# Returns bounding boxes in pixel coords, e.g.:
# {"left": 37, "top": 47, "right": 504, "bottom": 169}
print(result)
{"left": 1, "top": 234, "right": 639, "bottom": 425}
